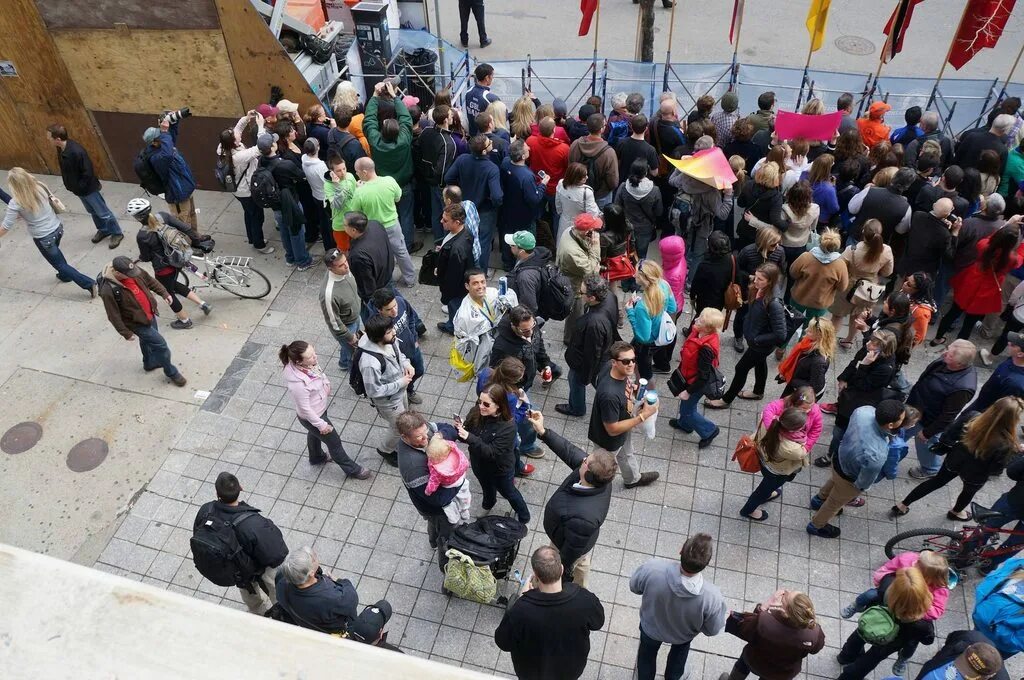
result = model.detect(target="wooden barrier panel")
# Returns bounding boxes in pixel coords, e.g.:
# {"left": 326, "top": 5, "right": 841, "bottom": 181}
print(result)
{"left": 52, "top": 29, "right": 244, "bottom": 119}
{"left": 34, "top": 0, "right": 221, "bottom": 30}
{"left": 0, "top": 0, "right": 114, "bottom": 177}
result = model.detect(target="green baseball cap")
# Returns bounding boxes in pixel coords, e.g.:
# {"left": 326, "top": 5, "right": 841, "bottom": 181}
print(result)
{"left": 504, "top": 230, "right": 536, "bottom": 250}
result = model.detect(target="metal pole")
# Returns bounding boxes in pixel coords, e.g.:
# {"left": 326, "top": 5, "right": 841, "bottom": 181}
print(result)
{"left": 592, "top": 0, "right": 601, "bottom": 96}
{"left": 433, "top": 0, "right": 444, "bottom": 66}
{"left": 664, "top": 0, "right": 678, "bottom": 73}
{"left": 730, "top": 0, "right": 745, "bottom": 69}
{"left": 634, "top": 1, "right": 643, "bottom": 62}
{"left": 1001, "top": 41, "right": 1024, "bottom": 96}
{"left": 927, "top": 0, "right": 971, "bottom": 110}
{"left": 796, "top": 40, "right": 815, "bottom": 111}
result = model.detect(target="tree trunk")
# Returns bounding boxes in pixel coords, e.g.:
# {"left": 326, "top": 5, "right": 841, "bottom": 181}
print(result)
{"left": 640, "top": 0, "right": 655, "bottom": 63}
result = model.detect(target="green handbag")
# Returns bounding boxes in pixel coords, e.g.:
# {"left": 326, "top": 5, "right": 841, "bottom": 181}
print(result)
{"left": 443, "top": 549, "right": 497, "bottom": 604}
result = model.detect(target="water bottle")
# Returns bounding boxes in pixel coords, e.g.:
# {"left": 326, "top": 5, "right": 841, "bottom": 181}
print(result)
{"left": 642, "top": 390, "right": 658, "bottom": 439}
{"left": 498, "top": 276, "right": 507, "bottom": 296}
{"left": 636, "top": 378, "right": 648, "bottom": 404}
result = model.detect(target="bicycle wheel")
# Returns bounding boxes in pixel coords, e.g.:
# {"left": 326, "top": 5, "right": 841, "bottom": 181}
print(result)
{"left": 212, "top": 264, "right": 271, "bottom": 299}
{"left": 885, "top": 528, "right": 965, "bottom": 561}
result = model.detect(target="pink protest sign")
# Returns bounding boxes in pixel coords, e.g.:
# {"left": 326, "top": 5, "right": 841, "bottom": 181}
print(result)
{"left": 774, "top": 110, "right": 843, "bottom": 141}
{"left": 665, "top": 147, "right": 737, "bottom": 190}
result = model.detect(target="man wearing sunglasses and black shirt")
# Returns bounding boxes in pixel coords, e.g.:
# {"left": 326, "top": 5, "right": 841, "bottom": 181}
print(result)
{"left": 588, "top": 341, "right": 660, "bottom": 489}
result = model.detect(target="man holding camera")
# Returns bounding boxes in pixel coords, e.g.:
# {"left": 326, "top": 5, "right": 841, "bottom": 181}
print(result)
{"left": 143, "top": 109, "right": 203, "bottom": 233}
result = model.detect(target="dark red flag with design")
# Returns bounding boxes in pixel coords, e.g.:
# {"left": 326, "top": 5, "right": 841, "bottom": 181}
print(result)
{"left": 882, "top": 0, "right": 926, "bottom": 63}
{"left": 579, "top": 0, "right": 599, "bottom": 36}
{"left": 948, "top": 0, "right": 1017, "bottom": 70}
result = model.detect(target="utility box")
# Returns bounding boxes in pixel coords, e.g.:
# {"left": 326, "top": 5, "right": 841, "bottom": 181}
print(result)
{"left": 351, "top": 1, "right": 391, "bottom": 91}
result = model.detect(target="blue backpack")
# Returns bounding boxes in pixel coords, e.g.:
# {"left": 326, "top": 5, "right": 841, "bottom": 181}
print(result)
{"left": 973, "top": 557, "right": 1024, "bottom": 656}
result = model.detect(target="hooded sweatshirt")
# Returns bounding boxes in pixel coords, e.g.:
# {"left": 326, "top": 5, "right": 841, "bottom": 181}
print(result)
{"left": 568, "top": 137, "right": 619, "bottom": 200}
{"left": 526, "top": 133, "right": 570, "bottom": 197}
{"left": 629, "top": 558, "right": 727, "bottom": 644}
{"left": 659, "top": 236, "right": 687, "bottom": 311}
{"left": 788, "top": 247, "right": 848, "bottom": 310}
{"left": 614, "top": 176, "right": 663, "bottom": 236}
{"left": 494, "top": 583, "right": 605, "bottom": 680}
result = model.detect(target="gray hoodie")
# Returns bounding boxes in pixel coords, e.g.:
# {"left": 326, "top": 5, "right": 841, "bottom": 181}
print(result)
{"left": 614, "top": 177, "right": 663, "bottom": 235}
{"left": 357, "top": 334, "right": 410, "bottom": 404}
{"left": 629, "top": 558, "right": 727, "bottom": 644}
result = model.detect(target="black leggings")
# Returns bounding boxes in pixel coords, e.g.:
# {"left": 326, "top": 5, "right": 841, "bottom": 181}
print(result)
{"left": 632, "top": 340, "right": 655, "bottom": 381}
{"left": 156, "top": 271, "right": 191, "bottom": 314}
{"left": 723, "top": 346, "right": 773, "bottom": 403}
{"left": 901, "top": 463, "right": 984, "bottom": 513}
{"left": 935, "top": 302, "right": 985, "bottom": 341}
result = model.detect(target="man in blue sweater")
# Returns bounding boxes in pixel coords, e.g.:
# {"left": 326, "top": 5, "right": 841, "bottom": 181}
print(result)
{"left": 808, "top": 399, "right": 906, "bottom": 539}
{"left": 445, "top": 135, "right": 503, "bottom": 272}
{"left": 499, "top": 140, "right": 548, "bottom": 270}
{"left": 973, "top": 332, "right": 1024, "bottom": 411}
{"left": 465, "top": 64, "right": 499, "bottom": 133}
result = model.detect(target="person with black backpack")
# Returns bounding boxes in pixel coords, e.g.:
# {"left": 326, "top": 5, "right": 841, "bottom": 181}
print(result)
{"left": 356, "top": 314, "right": 413, "bottom": 468}
{"left": 506, "top": 230, "right": 573, "bottom": 326}
{"left": 254, "top": 133, "right": 317, "bottom": 271}
{"left": 128, "top": 197, "right": 211, "bottom": 330}
{"left": 191, "top": 471, "right": 289, "bottom": 615}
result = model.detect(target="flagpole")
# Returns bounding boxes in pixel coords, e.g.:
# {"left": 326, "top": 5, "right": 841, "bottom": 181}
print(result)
{"left": 592, "top": 0, "right": 601, "bottom": 96}
{"left": 664, "top": 0, "right": 679, "bottom": 92}
{"left": 1001, "top": 41, "right": 1024, "bottom": 97}
{"left": 861, "top": 0, "right": 900, "bottom": 118}
{"left": 796, "top": 39, "right": 816, "bottom": 110}
{"left": 729, "top": 0, "right": 745, "bottom": 91}
{"left": 927, "top": 0, "right": 972, "bottom": 110}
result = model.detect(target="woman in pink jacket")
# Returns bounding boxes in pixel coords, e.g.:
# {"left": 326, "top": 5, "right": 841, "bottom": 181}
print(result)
{"left": 280, "top": 341, "right": 370, "bottom": 479}
{"left": 840, "top": 550, "right": 950, "bottom": 676}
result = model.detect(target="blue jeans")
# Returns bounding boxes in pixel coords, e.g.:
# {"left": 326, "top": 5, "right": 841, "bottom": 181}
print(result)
{"left": 567, "top": 368, "right": 587, "bottom": 415}
{"left": 337, "top": 320, "right": 361, "bottom": 370}
{"left": 430, "top": 186, "right": 445, "bottom": 242}
{"left": 409, "top": 345, "right": 425, "bottom": 393}
{"left": 133, "top": 319, "right": 180, "bottom": 378}
{"left": 477, "top": 208, "right": 497, "bottom": 270}
{"left": 273, "top": 209, "right": 311, "bottom": 266}
{"left": 441, "top": 295, "right": 464, "bottom": 333}
{"left": 596, "top": 193, "right": 613, "bottom": 210}
{"left": 912, "top": 425, "right": 942, "bottom": 475}
{"left": 636, "top": 625, "right": 690, "bottom": 680}
{"left": 398, "top": 183, "right": 416, "bottom": 249}
{"left": 828, "top": 425, "right": 847, "bottom": 459}
{"left": 479, "top": 471, "right": 530, "bottom": 522}
{"left": 675, "top": 389, "right": 718, "bottom": 439}
{"left": 236, "top": 196, "right": 267, "bottom": 248}
{"left": 851, "top": 587, "right": 879, "bottom": 613}
{"left": 517, "top": 414, "right": 538, "bottom": 451}
{"left": 33, "top": 226, "right": 94, "bottom": 289}
{"left": 740, "top": 464, "right": 795, "bottom": 516}
{"left": 635, "top": 227, "right": 655, "bottom": 260}
{"left": 79, "top": 191, "right": 122, "bottom": 235}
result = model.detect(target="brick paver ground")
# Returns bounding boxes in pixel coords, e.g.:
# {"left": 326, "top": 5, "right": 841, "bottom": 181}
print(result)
{"left": 95, "top": 251, "right": 1020, "bottom": 679}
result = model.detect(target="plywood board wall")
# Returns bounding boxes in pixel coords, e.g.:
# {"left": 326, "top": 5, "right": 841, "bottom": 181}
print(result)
{"left": 215, "top": 0, "right": 321, "bottom": 112}
{"left": 52, "top": 29, "right": 244, "bottom": 119}
{"left": 0, "top": 0, "right": 114, "bottom": 177}
{"left": 35, "top": 0, "right": 220, "bottom": 30}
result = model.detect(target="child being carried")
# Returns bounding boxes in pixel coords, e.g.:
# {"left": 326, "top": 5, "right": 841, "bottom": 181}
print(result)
{"left": 425, "top": 433, "right": 472, "bottom": 525}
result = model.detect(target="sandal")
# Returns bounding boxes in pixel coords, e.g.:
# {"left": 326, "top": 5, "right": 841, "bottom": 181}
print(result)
{"left": 767, "top": 490, "right": 782, "bottom": 502}
{"left": 889, "top": 504, "right": 909, "bottom": 518}
{"left": 742, "top": 509, "right": 769, "bottom": 522}
{"left": 929, "top": 337, "right": 947, "bottom": 347}
{"left": 838, "top": 339, "right": 855, "bottom": 350}
{"left": 737, "top": 391, "right": 764, "bottom": 400}
{"left": 947, "top": 510, "right": 971, "bottom": 521}
{"left": 846, "top": 496, "right": 866, "bottom": 508}
{"left": 704, "top": 399, "right": 730, "bottom": 410}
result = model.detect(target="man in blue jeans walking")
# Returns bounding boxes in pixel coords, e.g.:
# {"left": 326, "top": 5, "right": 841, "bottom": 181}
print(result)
{"left": 557, "top": 275, "right": 617, "bottom": 418}
{"left": 98, "top": 256, "right": 186, "bottom": 387}
{"left": 47, "top": 124, "right": 124, "bottom": 249}
{"left": 630, "top": 533, "right": 727, "bottom": 680}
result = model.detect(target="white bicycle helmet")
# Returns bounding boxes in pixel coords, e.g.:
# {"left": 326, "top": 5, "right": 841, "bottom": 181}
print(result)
{"left": 126, "top": 198, "right": 152, "bottom": 221}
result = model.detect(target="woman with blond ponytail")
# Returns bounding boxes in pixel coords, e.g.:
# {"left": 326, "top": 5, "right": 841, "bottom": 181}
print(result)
{"left": 720, "top": 588, "right": 824, "bottom": 679}
{"left": 0, "top": 167, "right": 96, "bottom": 295}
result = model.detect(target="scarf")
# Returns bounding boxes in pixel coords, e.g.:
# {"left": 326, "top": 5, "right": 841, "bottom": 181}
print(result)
{"left": 778, "top": 335, "right": 816, "bottom": 383}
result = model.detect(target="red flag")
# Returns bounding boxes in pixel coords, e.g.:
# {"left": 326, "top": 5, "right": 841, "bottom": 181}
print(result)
{"left": 882, "top": 0, "right": 926, "bottom": 63}
{"left": 948, "top": 0, "right": 1017, "bottom": 70}
{"left": 579, "top": 0, "right": 599, "bottom": 37}
{"left": 729, "top": 0, "right": 745, "bottom": 44}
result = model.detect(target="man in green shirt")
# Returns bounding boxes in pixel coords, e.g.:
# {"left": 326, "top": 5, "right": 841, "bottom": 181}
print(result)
{"left": 351, "top": 157, "right": 414, "bottom": 287}
{"left": 324, "top": 155, "right": 357, "bottom": 251}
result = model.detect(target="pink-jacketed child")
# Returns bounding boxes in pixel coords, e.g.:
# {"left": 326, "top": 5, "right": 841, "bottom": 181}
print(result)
{"left": 871, "top": 551, "right": 950, "bottom": 621}
{"left": 426, "top": 435, "right": 472, "bottom": 525}
{"left": 761, "top": 397, "right": 823, "bottom": 451}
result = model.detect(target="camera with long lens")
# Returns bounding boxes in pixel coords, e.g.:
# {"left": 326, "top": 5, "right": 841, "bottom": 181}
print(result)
{"left": 161, "top": 107, "right": 192, "bottom": 125}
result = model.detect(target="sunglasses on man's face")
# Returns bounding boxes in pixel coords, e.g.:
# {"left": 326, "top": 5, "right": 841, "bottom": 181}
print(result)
{"left": 614, "top": 357, "right": 637, "bottom": 365}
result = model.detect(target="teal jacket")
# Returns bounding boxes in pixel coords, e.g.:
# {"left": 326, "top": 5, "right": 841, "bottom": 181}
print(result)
{"left": 363, "top": 96, "right": 414, "bottom": 187}
{"left": 999, "top": 147, "right": 1024, "bottom": 199}
{"left": 626, "top": 280, "right": 677, "bottom": 344}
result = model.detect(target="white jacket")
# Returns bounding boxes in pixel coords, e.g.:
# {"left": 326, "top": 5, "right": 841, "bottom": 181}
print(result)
{"left": 454, "top": 287, "right": 518, "bottom": 373}
{"left": 302, "top": 154, "right": 330, "bottom": 201}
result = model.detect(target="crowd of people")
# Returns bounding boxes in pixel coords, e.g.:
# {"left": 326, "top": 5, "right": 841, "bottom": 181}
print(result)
{"left": 5, "top": 63, "right": 1024, "bottom": 679}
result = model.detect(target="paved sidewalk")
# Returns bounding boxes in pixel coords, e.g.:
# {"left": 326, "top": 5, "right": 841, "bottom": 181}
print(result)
{"left": 89, "top": 234, "right": 1020, "bottom": 678}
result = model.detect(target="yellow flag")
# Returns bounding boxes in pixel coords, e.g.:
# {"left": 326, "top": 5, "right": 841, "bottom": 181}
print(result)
{"left": 805, "top": 0, "right": 831, "bottom": 52}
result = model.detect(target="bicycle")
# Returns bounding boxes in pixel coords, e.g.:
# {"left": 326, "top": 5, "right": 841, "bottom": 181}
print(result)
{"left": 884, "top": 501, "right": 1024, "bottom": 571}
{"left": 176, "top": 253, "right": 271, "bottom": 300}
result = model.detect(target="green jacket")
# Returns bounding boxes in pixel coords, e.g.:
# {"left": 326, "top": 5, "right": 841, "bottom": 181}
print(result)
{"left": 363, "top": 96, "right": 413, "bottom": 187}
{"left": 1000, "top": 147, "right": 1024, "bottom": 199}
{"left": 324, "top": 174, "right": 357, "bottom": 231}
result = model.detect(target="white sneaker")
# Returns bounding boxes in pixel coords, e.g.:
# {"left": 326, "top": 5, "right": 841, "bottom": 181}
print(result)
{"left": 257, "top": 245, "right": 276, "bottom": 255}
{"left": 979, "top": 348, "right": 994, "bottom": 366}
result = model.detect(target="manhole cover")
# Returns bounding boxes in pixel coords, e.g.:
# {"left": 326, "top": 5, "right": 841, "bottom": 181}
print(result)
{"left": 67, "top": 438, "right": 109, "bottom": 472}
{"left": 835, "top": 35, "right": 876, "bottom": 56}
{"left": 1, "top": 421, "right": 43, "bottom": 454}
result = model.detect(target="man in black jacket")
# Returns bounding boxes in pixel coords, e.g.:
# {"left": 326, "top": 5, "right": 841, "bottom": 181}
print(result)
{"left": 47, "top": 124, "right": 124, "bottom": 248}
{"left": 344, "top": 211, "right": 395, "bottom": 314}
{"left": 414, "top": 105, "right": 458, "bottom": 241}
{"left": 194, "top": 471, "right": 289, "bottom": 614}
{"left": 507, "top": 231, "right": 551, "bottom": 315}
{"left": 495, "top": 545, "right": 605, "bottom": 680}
{"left": 528, "top": 410, "right": 616, "bottom": 587}
{"left": 257, "top": 132, "right": 315, "bottom": 270}
{"left": 915, "top": 165, "right": 971, "bottom": 218}
{"left": 396, "top": 411, "right": 462, "bottom": 558}
{"left": 557, "top": 275, "right": 617, "bottom": 417}
{"left": 275, "top": 545, "right": 358, "bottom": 633}
{"left": 914, "top": 632, "right": 1005, "bottom": 679}
{"left": 435, "top": 202, "right": 475, "bottom": 334}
